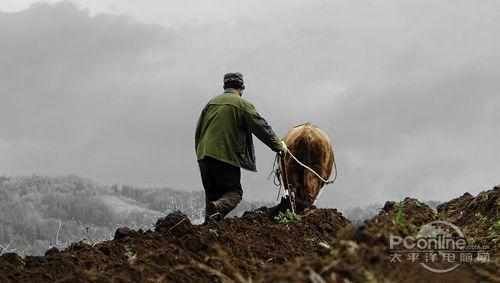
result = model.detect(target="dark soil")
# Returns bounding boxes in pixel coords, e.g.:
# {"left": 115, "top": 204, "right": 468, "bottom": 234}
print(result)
{"left": 1, "top": 187, "right": 499, "bottom": 283}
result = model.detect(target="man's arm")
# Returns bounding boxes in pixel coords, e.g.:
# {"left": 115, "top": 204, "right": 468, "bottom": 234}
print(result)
{"left": 242, "top": 102, "right": 283, "bottom": 152}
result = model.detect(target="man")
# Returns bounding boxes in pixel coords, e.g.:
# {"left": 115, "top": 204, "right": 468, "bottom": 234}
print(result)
{"left": 195, "top": 72, "right": 287, "bottom": 222}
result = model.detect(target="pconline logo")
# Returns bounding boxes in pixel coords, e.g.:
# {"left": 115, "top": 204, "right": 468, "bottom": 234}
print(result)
{"left": 389, "top": 220, "right": 490, "bottom": 273}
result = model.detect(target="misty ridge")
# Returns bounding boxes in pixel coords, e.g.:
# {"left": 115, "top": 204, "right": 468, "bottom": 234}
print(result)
{"left": 0, "top": 175, "right": 442, "bottom": 256}
{"left": 0, "top": 175, "right": 270, "bottom": 256}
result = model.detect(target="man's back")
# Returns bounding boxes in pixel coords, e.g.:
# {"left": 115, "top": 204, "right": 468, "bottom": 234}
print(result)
{"left": 195, "top": 90, "right": 247, "bottom": 169}
{"left": 195, "top": 88, "right": 283, "bottom": 171}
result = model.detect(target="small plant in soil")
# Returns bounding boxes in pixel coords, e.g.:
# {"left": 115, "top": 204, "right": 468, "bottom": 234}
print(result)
{"left": 488, "top": 220, "right": 500, "bottom": 236}
{"left": 492, "top": 220, "right": 500, "bottom": 231}
{"left": 394, "top": 203, "right": 406, "bottom": 227}
{"left": 274, "top": 209, "right": 302, "bottom": 224}
{"left": 483, "top": 219, "right": 500, "bottom": 243}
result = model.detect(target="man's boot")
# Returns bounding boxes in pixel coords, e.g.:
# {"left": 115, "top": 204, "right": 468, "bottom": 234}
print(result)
{"left": 205, "top": 201, "right": 223, "bottom": 223}
{"left": 216, "top": 190, "right": 243, "bottom": 218}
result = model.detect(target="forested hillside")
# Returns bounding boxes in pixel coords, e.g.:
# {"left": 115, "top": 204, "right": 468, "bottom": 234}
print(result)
{"left": 0, "top": 176, "right": 268, "bottom": 256}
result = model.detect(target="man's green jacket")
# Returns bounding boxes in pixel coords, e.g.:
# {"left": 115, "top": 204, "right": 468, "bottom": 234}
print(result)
{"left": 195, "top": 89, "right": 283, "bottom": 171}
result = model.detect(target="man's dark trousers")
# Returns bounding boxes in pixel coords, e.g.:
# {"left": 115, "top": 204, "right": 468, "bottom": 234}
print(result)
{"left": 198, "top": 156, "right": 243, "bottom": 221}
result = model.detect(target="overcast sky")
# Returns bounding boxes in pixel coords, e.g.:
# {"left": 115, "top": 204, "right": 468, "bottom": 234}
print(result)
{"left": 1, "top": 0, "right": 499, "bottom": 209}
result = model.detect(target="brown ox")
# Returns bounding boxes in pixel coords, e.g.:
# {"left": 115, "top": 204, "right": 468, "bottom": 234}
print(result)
{"left": 281, "top": 123, "right": 335, "bottom": 212}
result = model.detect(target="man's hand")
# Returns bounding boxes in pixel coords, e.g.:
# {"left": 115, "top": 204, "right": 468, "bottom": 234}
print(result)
{"left": 280, "top": 140, "right": 288, "bottom": 154}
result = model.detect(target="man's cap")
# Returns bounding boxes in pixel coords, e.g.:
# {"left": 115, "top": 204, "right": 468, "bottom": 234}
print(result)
{"left": 223, "top": 72, "right": 245, "bottom": 89}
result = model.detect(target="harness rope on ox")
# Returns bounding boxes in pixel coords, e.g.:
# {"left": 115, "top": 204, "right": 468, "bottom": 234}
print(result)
{"left": 270, "top": 149, "right": 338, "bottom": 212}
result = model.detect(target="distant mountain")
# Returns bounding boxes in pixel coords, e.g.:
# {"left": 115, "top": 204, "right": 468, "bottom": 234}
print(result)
{"left": 0, "top": 175, "right": 271, "bottom": 256}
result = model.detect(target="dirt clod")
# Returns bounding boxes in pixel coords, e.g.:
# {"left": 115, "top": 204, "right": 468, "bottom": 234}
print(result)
{"left": 114, "top": 227, "right": 133, "bottom": 240}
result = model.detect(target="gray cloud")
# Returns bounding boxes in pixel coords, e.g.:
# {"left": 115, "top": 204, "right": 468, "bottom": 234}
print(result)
{"left": 1, "top": 1, "right": 499, "bottom": 209}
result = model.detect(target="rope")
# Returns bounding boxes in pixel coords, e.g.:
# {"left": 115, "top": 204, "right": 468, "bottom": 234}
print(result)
{"left": 268, "top": 154, "right": 283, "bottom": 200}
{"left": 283, "top": 150, "right": 337, "bottom": 185}
{"left": 270, "top": 147, "right": 337, "bottom": 211}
